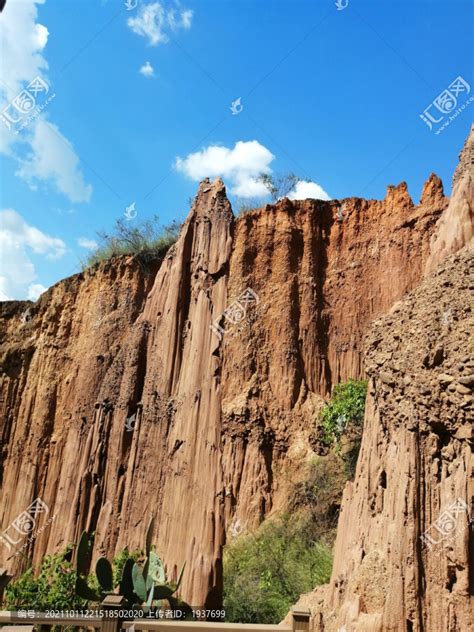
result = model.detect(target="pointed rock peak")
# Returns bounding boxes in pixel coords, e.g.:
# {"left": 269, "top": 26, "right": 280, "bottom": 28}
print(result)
{"left": 419, "top": 173, "right": 445, "bottom": 206}
{"left": 189, "top": 177, "right": 233, "bottom": 221}
{"left": 196, "top": 176, "right": 226, "bottom": 195}
{"left": 385, "top": 181, "right": 413, "bottom": 208}
{"left": 452, "top": 124, "right": 474, "bottom": 191}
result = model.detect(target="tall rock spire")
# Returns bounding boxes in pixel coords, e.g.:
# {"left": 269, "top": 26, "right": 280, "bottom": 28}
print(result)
{"left": 425, "top": 125, "right": 474, "bottom": 274}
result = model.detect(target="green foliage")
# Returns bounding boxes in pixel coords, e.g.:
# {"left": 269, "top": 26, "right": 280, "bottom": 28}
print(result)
{"left": 320, "top": 379, "right": 368, "bottom": 445}
{"left": 4, "top": 547, "right": 83, "bottom": 611}
{"left": 85, "top": 215, "right": 181, "bottom": 269}
{"left": 113, "top": 547, "right": 140, "bottom": 588}
{"left": 95, "top": 557, "right": 113, "bottom": 592}
{"left": 317, "top": 379, "right": 367, "bottom": 481}
{"left": 130, "top": 519, "right": 188, "bottom": 613}
{"left": 223, "top": 516, "right": 332, "bottom": 624}
{"left": 74, "top": 523, "right": 190, "bottom": 616}
{"left": 75, "top": 532, "right": 142, "bottom": 606}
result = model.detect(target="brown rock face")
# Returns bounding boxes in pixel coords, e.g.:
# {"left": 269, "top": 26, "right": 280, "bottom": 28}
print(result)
{"left": 425, "top": 124, "right": 473, "bottom": 273}
{"left": 293, "top": 244, "right": 473, "bottom": 632}
{"left": 0, "top": 167, "right": 449, "bottom": 607}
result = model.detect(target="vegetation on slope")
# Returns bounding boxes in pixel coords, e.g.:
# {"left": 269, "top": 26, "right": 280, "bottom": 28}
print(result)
{"left": 85, "top": 216, "right": 181, "bottom": 268}
{"left": 223, "top": 516, "right": 332, "bottom": 624}
{"left": 288, "top": 454, "right": 349, "bottom": 546}
{"left": 319, "top": 379, "right": 368, "bottom": 444}
{"left": 224, "top": 379, "right": 368, "bottom": 623}
{"left": 318, "top": 378, "right": 368, "bottom": 479}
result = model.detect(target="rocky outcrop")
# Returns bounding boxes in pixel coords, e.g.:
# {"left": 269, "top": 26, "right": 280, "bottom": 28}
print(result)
{"left": 425, "top": 124, "right": 473, "bottom": 273}
{"left": 290, "top": 244, "right": 473, "bottom": 631}
{"left": 0, "top": 165, "right": 450, "bottom": 607}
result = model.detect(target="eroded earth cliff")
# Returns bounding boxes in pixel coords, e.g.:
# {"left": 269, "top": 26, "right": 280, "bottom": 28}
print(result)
{"left": 0, "top": 130, "right": 472, "bottom": 622}
{"left": 290, "top": 244, "right": 473, "bottom": 632}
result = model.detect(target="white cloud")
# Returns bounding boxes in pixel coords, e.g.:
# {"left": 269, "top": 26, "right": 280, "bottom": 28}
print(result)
{"left": 139, "top": 61, "right": 155, "bottom": 77}
{"left": 0, "top": 0, "right": 92, "bottom": 203}
{"left": 16, "top": 119, "right": 93, "bottom": 203}
{"left": 0, "top": 209, "right": 66, "bottom": 300}
{"left": 0, "top": 0, "right": 48, "bottom": 99}
{"left": 77, "top": 237, "right": 98, "bottom": 250}
{"left": 288, "top": 180, "right": 330, "bottom": 201}
{"left": 27, "top": 283, "right": 47, "bottom": 300}
{"left": 127, "top": 2, "right": 193, "bottom": 46}
{"left": 175, "top": 140, "right": 275, "bottom": 199}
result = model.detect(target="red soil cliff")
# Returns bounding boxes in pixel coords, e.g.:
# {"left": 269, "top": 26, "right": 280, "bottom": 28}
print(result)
{"left": 0, "top": 134, "right": 468, "bottom": 615}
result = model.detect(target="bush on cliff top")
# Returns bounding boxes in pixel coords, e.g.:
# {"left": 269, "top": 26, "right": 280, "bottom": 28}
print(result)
{"left": 85, "top": 215, "right": 181, "bottom": 268}
{"left": 223, "top": 515, "right": 332, "bottom": 624}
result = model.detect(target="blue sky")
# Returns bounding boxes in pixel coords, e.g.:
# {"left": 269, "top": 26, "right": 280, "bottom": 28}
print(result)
{"left": 0, "top": 0, "right": 472, "bottom": 300}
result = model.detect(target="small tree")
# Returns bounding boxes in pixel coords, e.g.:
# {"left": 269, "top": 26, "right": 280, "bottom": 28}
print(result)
{"left": 319, "top": 379, "right": 368, "bottom": 479}
{"left": 257, "top": 172, "right": 301, "bottom": 201}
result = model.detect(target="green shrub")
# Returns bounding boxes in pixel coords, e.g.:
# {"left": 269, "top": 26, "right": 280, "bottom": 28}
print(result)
{"left": 4, "top": 547, "right": 82, "bottom": 610}
{"left": 4, "top": 547, "right": 140, "bottom": 611}
{"left": 317, "top": 379, "right": 367, "bottom": 481}
{"left": 85, "top": 215, "right": 181, "bottom": 269}
{"left": 223, "top": 516, "right": 332, "bottom": 623}
{"left": 111, "top": 547, "right": 141, "bottom": 588}
{"left": 320, "top": 379, "right": 367, "bottom": 445}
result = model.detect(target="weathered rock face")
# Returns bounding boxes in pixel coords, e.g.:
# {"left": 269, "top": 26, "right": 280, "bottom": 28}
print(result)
{"left": 0, "top": 156, "right": 456, "bottom": 609}
{"left": 292, "top": 244, "right": 473, "bottom": 632}
{"left": 1, "top": 179, "right": 234, "bottom": 608}
{"left": 220, "top": 176, "right": 447, "bottom": 528}
{"left": 425, "top": 124, "right": 473, "bottom": 274}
